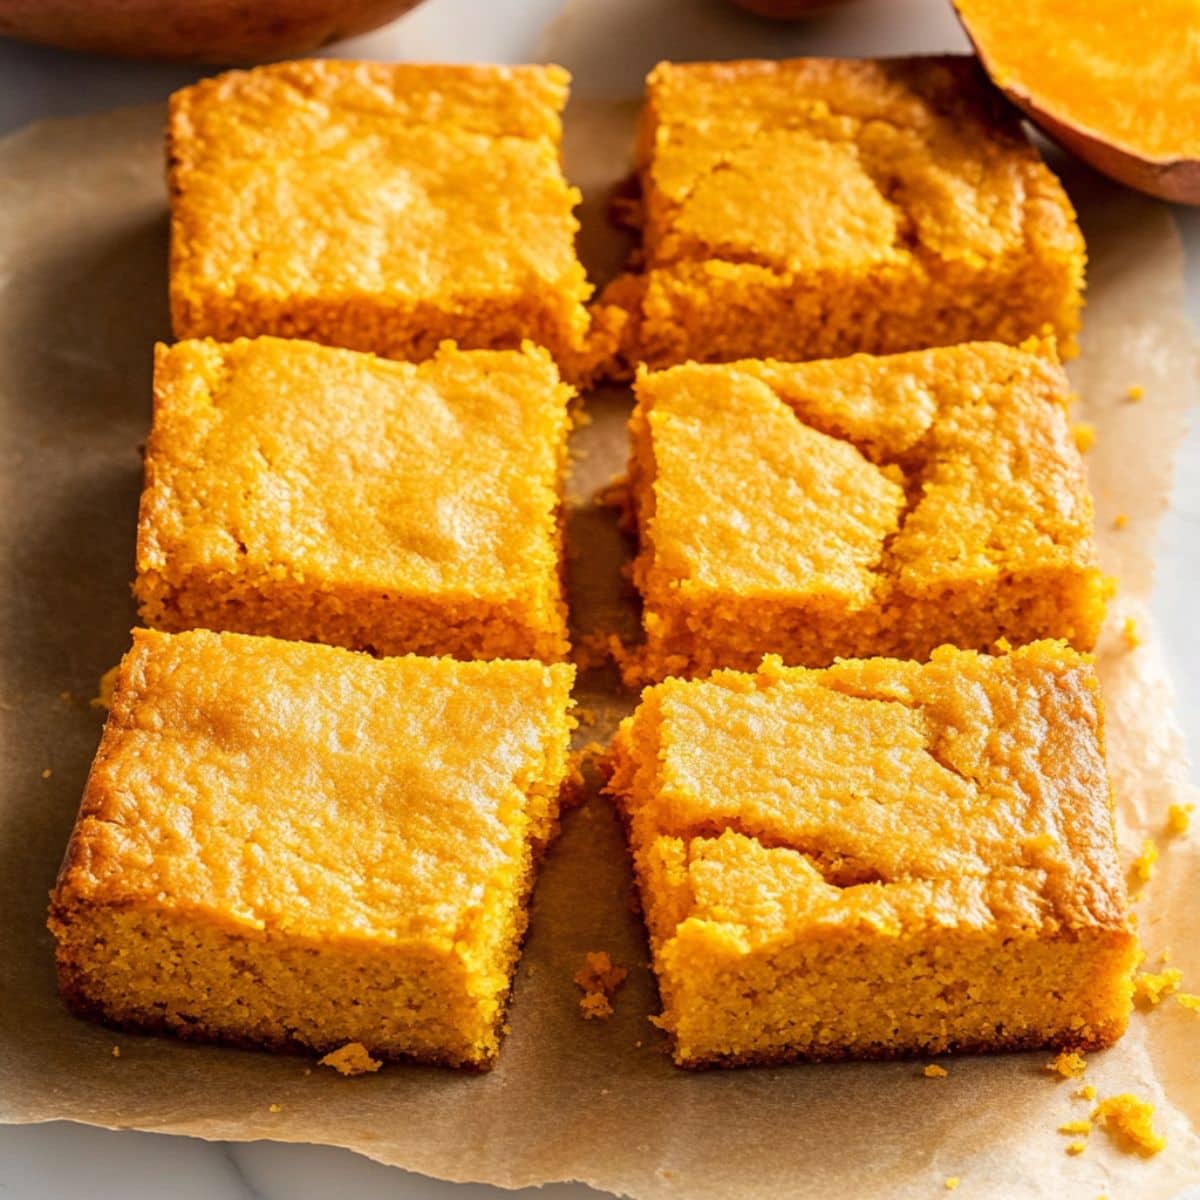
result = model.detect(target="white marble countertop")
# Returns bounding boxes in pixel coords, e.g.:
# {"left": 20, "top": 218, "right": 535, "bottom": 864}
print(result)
{"left": 1, "top": 0, "right": 1196, "bottom": 1195}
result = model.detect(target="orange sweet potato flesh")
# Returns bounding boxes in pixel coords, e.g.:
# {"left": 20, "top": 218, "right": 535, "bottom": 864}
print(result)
{"left": 956, "top": 0, "right": 1200, "bottom": 204}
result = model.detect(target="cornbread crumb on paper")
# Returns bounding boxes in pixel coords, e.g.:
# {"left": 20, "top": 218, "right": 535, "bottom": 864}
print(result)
{"left": 110, "top": 1045, "right": 120, "bottom": 1058}
{"left": 319, "top": 1042, "right": 383, "bottom": 1077}
{"left": 268, "top": 1103, "right": 282, "bottom": 1113}
{"left": 1133, "top": 967, "right": 1182, "bottom": 1007}
{"left": 1127, "top": 384, "right": 1145, "bottom": 401}
{"left": 1072, "top": 421, "right": 1096, "bottom": 453}
{"left": 40, "top": 768, "right": 52, "bottom": 780}
{"left": 1074, "top": 1084, "right": 1096, "bottom": 1101}
{"left": 1122, "top": 617, "right": 1143, "bottom": 649}
{"left": 90, "top": 665, "right": 119, "bottom": 710}
{"left": 1058, "top": 1119, "right": 1092, "bottom": 1135}
{"left": 923, "top": 1064, "right": 948, "bottom": 1078}
{"left": 574, "top": 951, "right": 627, "bottom": 1020}
{"left": 1112, "top": 513, "right": 1129, "bottom": 530}
{"left": 944, "top": 1178, "right": 960, "bottom": 1191}
{"left": 1166, "top": 801, "right": 1193, "bottom": 835}
{"left": 1176, "top": 993, "right": 1200, "bottom": 1011}
{"left": 1130, "top": 837, "right": 1158, "bottom": 888}
{"left": 1065, "top": 1141, "right": 1087, "bottom": 1156}
{"left": 1047, "top": 1050, "right": 1087, "bottom": 1079}
{"left": 1092, "top": 1094, "right": 1166, "bottom": 1156}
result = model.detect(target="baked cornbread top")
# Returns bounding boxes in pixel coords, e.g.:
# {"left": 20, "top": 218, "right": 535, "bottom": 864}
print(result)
{"left": 636, "top": 56, "right": 1083, "bottom": 275}
{"left": 55, "top": 630, "right": 575, "bottom": 945}
{"left": 169, "top": 60, "right": 588, "bottom": 303}
{"left": 138, "top": 338, "right": 570, "bottom": 596}
{"left": 619, "top": 642, "right": 1126, "bottom": 934}
{"left": 634, "top": 340, "right": 1095, "bottom": 600}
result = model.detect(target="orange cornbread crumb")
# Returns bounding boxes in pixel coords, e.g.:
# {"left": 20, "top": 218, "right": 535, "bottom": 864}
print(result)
{"left": 923, "top": 1064, "right": 948, "bottom": 1078}
{"left": 168, "top": 62, "right": 593, "bottom": 371}
{"left": 944, "top": 1179, "right": 960, "bottom": 1191}
{"left": 624, "top": 342, "right": 1104, "bottom": 680}
{"left": 1112, "top": 513, "right": 1128, "bottom": 530}
{"left": 1065, "top": 1141, "right": 1087, "bottom": 1156}
{"left": 136, "top": 338, "right": 571, "bottom": 663}
{"left": 1133, "top": 967, "right": 1182, "bottom": 1007}
{"left": 1092, "top": 1094, "right": 1166, "bottom": 1156}
{"left": 48, "top": 629, "right": 575, "bottom": 1068}
{"left": 601, "top": 56, "right": 1083, "bottom": 372}
{"left": 1130, "top": 838, "right": 1158, "bottom": 888}
{"left": 1072, "top": 422, "right": 1096, "bottom": 453}
{"left": 1058, "top": 1119, "right": 1092, "bottom": 1135}
{"left": 1166, "top": 802, "right": 1193, "bottom": 836}
{"left": 1074, "top": 1083, "right": 1096, "bottom": 1100}
{"left": 320, "top": 1042, "right": 383, "bottom": 1077}
{"left": 1126, "top": 385, "right": 1145, "bottom": 401}
{"left": 90, "top": 666, "right": 119, "bottom": 711}
{"left": 1048, "top": 1051, "right": 1088, "bottom": 1078}
{"left": 1121, "top": 617, "right": 1143, "bottom": 650}
{"left": 575, "top": 951, "right": 628, "bottom": 1021}
{"left": 607, "top": 644, "right": 1135, "bottom": 1068}
{"left": 1177, "top": 993, "right": 1200, "bottom": 1011}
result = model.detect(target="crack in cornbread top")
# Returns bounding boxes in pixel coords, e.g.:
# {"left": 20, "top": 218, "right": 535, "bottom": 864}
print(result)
{"left": 619, "top": 643, "right": 1126, "bottom": 933}
{"left": 637, "top": 56, "right": 1083, "bottom": 276}
{"left": 636, "top": 340, "right": 1095, "bottom": 600}
{"left": 57, "top": 630, "right": 575, "bottom": 945}
{"left": 169, "top": 61, "right": 587, "bottom": 301}
{"left": 137, "top": 338, "right": 569, "bottom": 596}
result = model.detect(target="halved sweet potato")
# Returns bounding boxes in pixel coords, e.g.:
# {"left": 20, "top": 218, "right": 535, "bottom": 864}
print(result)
{"left": 956, "top": 0, "right": 1200, "bottom": 204}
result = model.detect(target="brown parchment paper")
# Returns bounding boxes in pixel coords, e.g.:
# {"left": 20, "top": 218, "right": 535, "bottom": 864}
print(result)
{"left": 1, "top": 93, "right": 1197, "bottom": 1200}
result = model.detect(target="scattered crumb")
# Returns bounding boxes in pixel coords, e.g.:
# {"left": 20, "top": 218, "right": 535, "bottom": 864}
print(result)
{"left": 562, "top": 741, "right": 610, "bottom": 810}
{"left": 90, "top": 665, "right": 120, "bottom": 710}
{"left": 574, "top": 706, "right": 597, "bottom": 727}
{"left": 1066, "top": 1141, "right": 1087, "bottom": 1156}
{"left": 634, "top": 1040, "right": 642, "bottom": 1049}
{"left": 1133, "top": 967, "right": 1182, "bottom": 1007}
{"left": 318, "top": 1042, "right": 382, "bottom": 1077}
{"left": 572, "top": 630, "right": 615, "bottom": 671}
{"left": 1092, "top": 1094, "right": 1166, "bottom": 1156}
{"left": 1112, "top": 513, "right": 1128, "bottom": 530}
{"left": 1047, "top": 1050, "right": 1087, "bottom": 1079}
{"left": 1121, "top": 616, "right": 1142, "bottom": 649}
{"left": 1176, "top": 993, "right": 1200, "bottom": 1011}
{"left": 1072, "top": 422, "right": 1096, "bottom": 453}
{"left": 1130, "top": 837, "right": 1158, "bottom": 888}
{"left": 268, "top": 1103, "right": 282, "bottom": 1113}
{"left": 574, "top": 950, "right": 628, "bottom": 1020}
{"left": 580, "top": 992, "right": 614, "bottom": 1020}
{"left": 111, "top": 1045, "right": 121, "bottom": 1058}
{"left": 923, "top": 1064, "right": 948, "bottom": 1078}
{"left": 1074, "top": 1084, "right": 1096, "bottom": 1101}
{"left": 1126, "top": 384, "right": 1145, "bottom": 402}
{"left": 1058, "top": 1119, "right": 1092, "bottom": 1135}
{"left": 41, "top": 768, "right": 52, "bottom": 780}
{"left": 992, "top": 635, "right": 1013, "bottom": 654}
{"left": 303, "top": 1067, "right": 312, "bottom": 1076}
{"left": 1166, "top": 802, "right": 1193, "bottom": 836}
{"left": 944, "top": 1178, "right": 960, "bottom": 1191}
{"left": 59, "top": 690, "right": 72, "bottom": 703}
{"left": 1159, "top": 947, "right": 1171, "bottom": 963}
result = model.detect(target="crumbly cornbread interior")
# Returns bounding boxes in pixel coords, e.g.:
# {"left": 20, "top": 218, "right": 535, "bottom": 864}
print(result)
{"left": 168, "top": 61, "right": 592, "bottom": 367}
{"left": 600, "top": 56, "right": 1085, "bottom": 371}
{"left": 626, "top": 340, "right": 1107, "bottom": 682}
{"left": 135, "top": 337, "right": 571, "bottom": 662}
{"left": 608, "top": 644, "right": 1137, "bottom": 1067}
{"left": 49, "top": 629, "right": 575, "bottom": 1068}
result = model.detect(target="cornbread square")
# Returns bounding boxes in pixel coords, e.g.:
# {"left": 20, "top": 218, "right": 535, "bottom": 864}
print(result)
{"left": 604, "top": 56, "right": 1084, "bottom": 371}
{"left": 135, "top": 337, "right": 570, "bottom": 662}
{"left": 168, "top": 61, "right": 592, "bottom": 368}
{"left": 48, "top": 629, "right": 576, "bottom": 1068}
{"left": 607, "top": 643, "right": 1136, "bottom": 1068}
{"left": 625, "top": 340, "right": 1105, "bottom": 682}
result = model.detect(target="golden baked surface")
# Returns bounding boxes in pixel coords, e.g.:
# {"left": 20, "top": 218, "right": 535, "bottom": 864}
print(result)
{"left": 626, "top": 340, "right": 1106, "bottom": 681}
{"left": 49, "top": 629, "right": 576, "bottom": 1067}
{"left": 135, "top": 337, "right": 571, "bottom": 662}
{"left": 607, "top": 643, "right": 1136, "bottom": 1067}
{"left": 168, "top": 61, "right": 592, "bottom": 366}
{"left": 600, "top": 56, "right": 1085, "bottom": 370}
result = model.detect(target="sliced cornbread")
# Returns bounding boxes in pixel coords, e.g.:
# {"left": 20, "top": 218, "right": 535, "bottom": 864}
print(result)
{"left": 607, "top": 643, "right": 1136, "bottom": 1068}
{"left": 135, "top": 337, "right": 571, "bottom": 662}
{"left": 624, "top": 340, "right": 1105, "bottom": 682}
{"left": 600, "top": 56, "right": 1085, "bottom": 372}
{"left": 168, "top": 61, "right": 593, "bottom": 369}
{"left": 49, "top": 629, "right": 576, "bottom": 1068}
